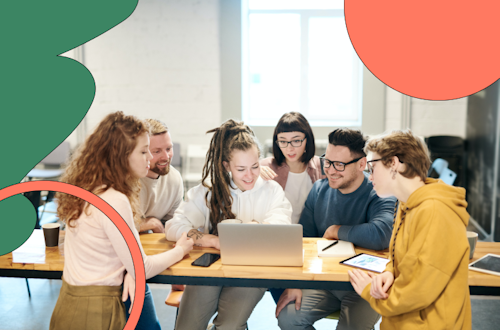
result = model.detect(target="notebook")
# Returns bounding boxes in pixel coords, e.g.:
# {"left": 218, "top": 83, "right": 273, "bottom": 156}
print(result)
{"left": 217, "top": 223, "right": 303, "bottom": 266}
{"left": 317, "top": 240, "right": 356, "bottom": 258}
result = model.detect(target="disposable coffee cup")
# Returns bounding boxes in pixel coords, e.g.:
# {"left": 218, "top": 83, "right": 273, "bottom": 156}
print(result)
{"left": 467, "top": 231, "right": 478, "bottom": 259}
{"left": 42, "top": 223, "right": 60, "bottom": 247}
{"left": 220, "top": 219, "right": 242, "bottom": 224}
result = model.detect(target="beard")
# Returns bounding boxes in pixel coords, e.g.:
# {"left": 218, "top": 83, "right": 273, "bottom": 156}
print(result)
{"left": 150, "top": 161, "right": 170, "bottom": 176}
{"left": 327, "top": 171, "right": 357, "bottom": 191}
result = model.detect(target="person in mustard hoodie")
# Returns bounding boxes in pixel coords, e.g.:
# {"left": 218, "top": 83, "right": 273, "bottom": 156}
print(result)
{"left": 349, "top": 129, "right": 472, "bottom": 330}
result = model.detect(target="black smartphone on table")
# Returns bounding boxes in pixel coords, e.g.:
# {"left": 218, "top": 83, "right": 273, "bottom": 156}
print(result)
{"left": 191, "top": 253, "right": 221, "bottom": 267}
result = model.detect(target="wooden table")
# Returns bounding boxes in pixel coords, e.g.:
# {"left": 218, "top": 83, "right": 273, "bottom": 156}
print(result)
{"left": 1, "top": 233, "right": 500, "bottom": 295}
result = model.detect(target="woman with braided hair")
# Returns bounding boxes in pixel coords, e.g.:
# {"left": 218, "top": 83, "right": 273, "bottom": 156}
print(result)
{"left": 165, "top": 119, "right": 292, "bottom": 330}
{"left": 349, "top": 130, "right": 471, "bottom": 330}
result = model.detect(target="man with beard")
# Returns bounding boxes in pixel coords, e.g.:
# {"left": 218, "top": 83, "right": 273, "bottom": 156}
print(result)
{"left": 276, "top": 128, "right": 396, "bottom": 330}
{"left": 124, "top": 119, "right": 185, "bottom": 330}
{"left": 139, "top": 119, "right": 184, "bottom": 233}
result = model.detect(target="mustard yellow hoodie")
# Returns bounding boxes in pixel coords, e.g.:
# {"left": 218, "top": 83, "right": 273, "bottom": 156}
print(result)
{"left": 361, "top": 178, "right": 471, "bottom": 330}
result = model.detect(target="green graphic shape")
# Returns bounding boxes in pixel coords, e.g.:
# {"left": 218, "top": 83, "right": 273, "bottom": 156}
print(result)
{"left": 0, "top": 0, "right": 138, "bottom": 255}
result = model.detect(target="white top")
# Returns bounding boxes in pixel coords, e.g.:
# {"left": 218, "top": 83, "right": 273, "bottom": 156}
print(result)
{"left": 63, "top": 187, "right": 184, "bottom": 286}
{"left": 139, "top": 166, "right": 184, "bottom": 223}
{"left": 285, "top": 169, "right": 314, "bottom": 224}
{"left": 165, "top": 177, "right": 293, "bottom": 241}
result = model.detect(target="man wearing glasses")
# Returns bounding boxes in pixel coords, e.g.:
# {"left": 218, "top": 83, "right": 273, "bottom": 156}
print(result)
{"left": 276, "top": 128, "right": 396, "bottom": 330}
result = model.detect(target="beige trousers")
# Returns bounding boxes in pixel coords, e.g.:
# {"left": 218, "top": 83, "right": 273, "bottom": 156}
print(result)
{"left": 50, "top": 279, "right": 126, "bottom": 330}
{"left": 175, "top": 285, "right": 266, "bottom": 330}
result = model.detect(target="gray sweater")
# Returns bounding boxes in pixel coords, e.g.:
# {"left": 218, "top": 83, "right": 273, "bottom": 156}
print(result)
{"left": 299, "top": 173, "right": 396, "bottom": 250}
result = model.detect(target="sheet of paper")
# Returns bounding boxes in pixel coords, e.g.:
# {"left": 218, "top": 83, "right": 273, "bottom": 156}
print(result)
{"left": 317, "top": 240, "right": 356, "bottom": 258}
{"left": 12, "top": 229, "right": 46, "bottom": 264}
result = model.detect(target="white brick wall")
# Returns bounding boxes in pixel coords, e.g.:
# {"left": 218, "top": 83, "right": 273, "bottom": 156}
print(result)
{"left": 66, "top": 0, "right": 468, "bottom": 159}
{"left": 75, "top": 0, "right": 221, "bottom": 156}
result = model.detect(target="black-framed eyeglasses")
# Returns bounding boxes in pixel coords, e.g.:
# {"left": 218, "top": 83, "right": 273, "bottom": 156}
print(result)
{"left": 366, "top": 157, "right": 404, "bottom": 175}
{"left": 276, "top": 138, "right": 306, "bottom": 148}
{"left": 320, "top": 155, "right": 363, "bottom": 172}
{"left": 366, "top": 158, "right": 384, "bottom": 175}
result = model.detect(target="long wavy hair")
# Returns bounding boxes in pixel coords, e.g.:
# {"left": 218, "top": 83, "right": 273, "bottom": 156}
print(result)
{"left": 57, "top": 111, "right": 150, "bottom": 228}
{"left": 201, "top": 119, "right": 260, "bottom": 235}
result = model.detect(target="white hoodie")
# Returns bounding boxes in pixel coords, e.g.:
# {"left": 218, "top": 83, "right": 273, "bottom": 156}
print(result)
{"left": 165, "top": 177, "right": 292, "bottom": 241}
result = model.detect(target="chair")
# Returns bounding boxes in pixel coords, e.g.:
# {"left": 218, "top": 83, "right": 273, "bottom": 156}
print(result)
{"left": 26, "top": 141, "right": 71, "bottom": 228}
{"left": 425, "top": 136, "right": 465, "bottom": 187}
{"left": 183, "top": 144, "right": 209, "bottom": 191}
{"left": 428, "top": 158, "right": 457, "bottom": 185}
{"left": 24, "top": 142, "right": 70, "bottom": 298}
{"left": 165, "top": 285, "right": 184, "bottom": 309}
{"left": 325, "top": 310, "right": 341, "bottom": 320}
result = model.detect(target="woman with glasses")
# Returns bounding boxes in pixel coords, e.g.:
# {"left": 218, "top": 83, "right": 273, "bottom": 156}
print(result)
{"left": 349, "top": 130, "right": 471, "bottom": 330}
{"left": 260, "top": 112, "right": 325, "bottom": 224}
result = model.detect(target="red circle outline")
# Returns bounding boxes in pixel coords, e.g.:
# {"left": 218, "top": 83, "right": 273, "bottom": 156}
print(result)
{"left": 0, "top": 181, "right": 145, "bottom": 330}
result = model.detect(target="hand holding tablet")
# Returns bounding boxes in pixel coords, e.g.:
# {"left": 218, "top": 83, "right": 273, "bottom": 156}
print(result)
{"left": 340, "top": 253, "right": 390, "bottom": 273}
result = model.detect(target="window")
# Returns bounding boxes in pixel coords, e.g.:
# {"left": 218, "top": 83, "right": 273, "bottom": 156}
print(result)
{"left": 241, "top": 0, "right": 363, "bottom": 126}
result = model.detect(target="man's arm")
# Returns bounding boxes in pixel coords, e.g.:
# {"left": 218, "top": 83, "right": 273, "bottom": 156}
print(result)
{"left": 337, "top": 196, "right": 396, "bottom": 250}
{"left": 139, "top": 217, "right": 165, "bottom": 233}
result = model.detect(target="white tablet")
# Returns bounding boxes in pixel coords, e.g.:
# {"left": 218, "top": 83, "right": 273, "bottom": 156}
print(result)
{"left": 469, "top": 254, "right": 500, "bottom": 276}
{"left": 340, "top": 253, "right": 390, "bottom": 273}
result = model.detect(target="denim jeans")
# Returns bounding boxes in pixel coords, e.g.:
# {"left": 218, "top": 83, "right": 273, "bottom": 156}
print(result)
{"left": 124, "top": 283, "right": 161, "bottom": 330}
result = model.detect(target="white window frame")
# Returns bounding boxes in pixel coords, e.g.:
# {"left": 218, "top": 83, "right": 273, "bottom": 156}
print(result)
{"left": 241, "top": 2, "right": 363, "bottom": 127}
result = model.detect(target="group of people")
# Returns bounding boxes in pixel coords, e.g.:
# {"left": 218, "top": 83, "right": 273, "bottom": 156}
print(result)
{"left": 49, "top": 111, "right": 472, "bottom": 330}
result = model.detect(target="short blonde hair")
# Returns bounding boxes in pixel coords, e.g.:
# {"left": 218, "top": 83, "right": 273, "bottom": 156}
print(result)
{"left": 364, "top": 130, "right": 431, "bottom": 182}
{"left": 145, "top": 119, "right": 168, "bottom": 136}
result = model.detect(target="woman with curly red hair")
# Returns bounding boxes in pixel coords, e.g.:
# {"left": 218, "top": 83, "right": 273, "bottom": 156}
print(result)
{"left": 50, "top": 111, "right": 193, "bottom": 330}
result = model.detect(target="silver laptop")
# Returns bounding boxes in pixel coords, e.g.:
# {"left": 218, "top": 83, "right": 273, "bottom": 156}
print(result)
{"left": 217, "top": 223, "right": 303, "bottom": 266}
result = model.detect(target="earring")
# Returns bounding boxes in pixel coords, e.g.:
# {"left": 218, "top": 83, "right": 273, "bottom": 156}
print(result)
{"left": 391, "top": 169, "right": 397, "bottom": 180}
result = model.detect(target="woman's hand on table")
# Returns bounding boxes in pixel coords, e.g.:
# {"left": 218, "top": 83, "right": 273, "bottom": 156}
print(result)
{"left": 186, "top": 229, "right": 220, "bottom": 250}
{"left": 208, "top": 236, "right": 221, "bottom": 250}
{"left": 370, "top": 271, "right": 394, "bottom": 299}
{"left": 260, "top": 166, "right": 277, "bottom": 181}
{"left": 348, "top": 269, "right": 374, "bottom": 296}
{"left": 176, "top": 232, "right": 194, "bottom": 255}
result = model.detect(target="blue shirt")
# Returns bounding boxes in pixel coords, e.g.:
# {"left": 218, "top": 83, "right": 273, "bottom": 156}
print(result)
{"left": 299, "top": 173, "right": 396, "bottom": 250}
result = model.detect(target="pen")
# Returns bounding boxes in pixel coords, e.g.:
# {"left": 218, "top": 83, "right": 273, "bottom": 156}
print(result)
{"left": 322, "top": 240, "right": 339, "bottom": 251}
